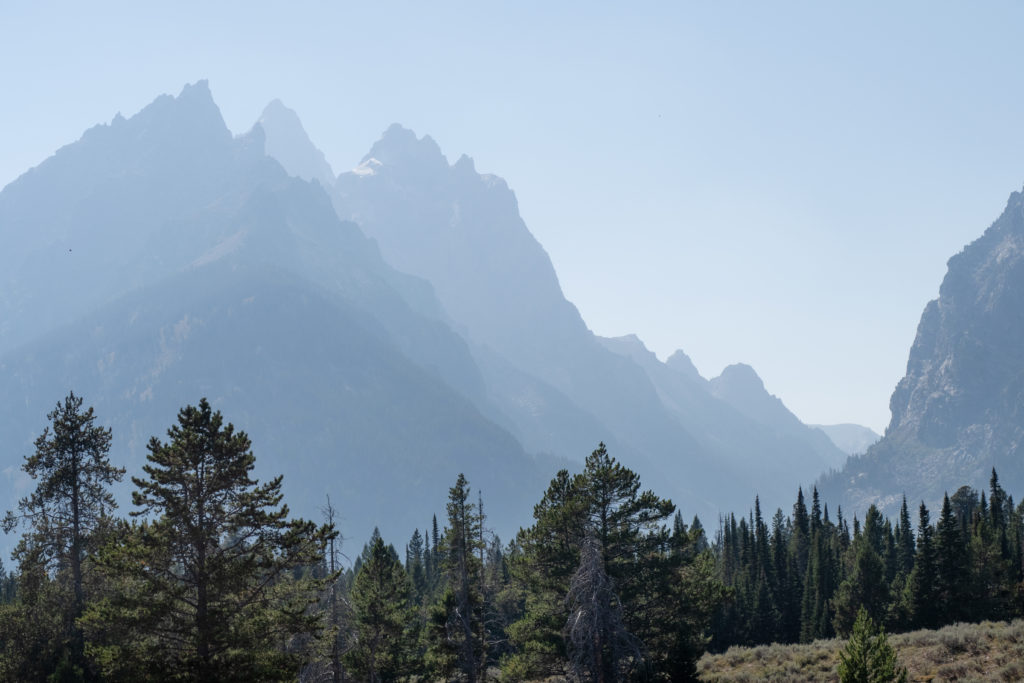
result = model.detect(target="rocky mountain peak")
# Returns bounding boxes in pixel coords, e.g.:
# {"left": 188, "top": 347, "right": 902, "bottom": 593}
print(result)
{"left": 665, "top": 349, "right": 703, "bottom": 382}
{"left": 711, "top": 363, "right": 766, "bottom": 395}
{"left": 888, "top": 187, "right": 1024, "bottom": 445}
{"left": 257, "top": 99, "right": 335, "bottom": 186}
{"left": 821, "top": 185, "right": 1024, "bottom": 517}
{"left": 122, "top": 79, "right": 231, "bottom": 148}
{"left": 360, "top": 124, "right": 448, "bottom": 176}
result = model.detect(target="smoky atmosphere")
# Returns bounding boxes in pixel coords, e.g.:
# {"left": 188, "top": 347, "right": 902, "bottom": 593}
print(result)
{"left": 2, "top": 3, "right": 1024, "bottom": 681}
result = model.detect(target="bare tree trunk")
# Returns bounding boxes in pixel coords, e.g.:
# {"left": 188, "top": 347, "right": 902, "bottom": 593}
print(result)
{"left": 565, "top": 535, "right": 642, "bottom": 682}
{"left": 70, "top": 451, "right": 85, "bottom": 660}
{"left": 322, "top": 496, "right": 345, "bottom": 683}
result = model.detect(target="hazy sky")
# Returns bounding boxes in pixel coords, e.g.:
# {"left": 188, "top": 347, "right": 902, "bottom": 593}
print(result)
{"left": 3, "top": 2, "right": 1024, "bottom": 433}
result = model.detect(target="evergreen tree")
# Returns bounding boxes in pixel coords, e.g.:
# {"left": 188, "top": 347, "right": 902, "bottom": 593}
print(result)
{"left": 84, "top": 399, "right": 334, "bottom": 682}
{"left": 506, "top": 443, "right": 717, "bottom": 681}
{"left": 423, "top": 522, "right": 433, "bottom": 594}
{"left": 503, "top": 468, "right": 586, "bottom": 679}
{"left": 811, "top": 488, "right": 822, "bottom": 535}
{"left": 907, "top": 502, "right": 939, "bottom": 629}
{"left": 345, "top": 535, "right": 416, "bottom": 682}
{"left": 832, "top": 530, "right": 888, "bottom": 636}
{"left": 425, "top": 473, "right": 486, "bottom": 682}
{"left": 769, "top": 508, "right": 793, "bottom": 640}
{"left": 966, "top": 500, "right": 1015, "bottom": 621}
{"left": 949, "top": 486, "right": 978, "bottom": 538}
{"left": 934, "top": 494, "right": 969, "bottom": 621}
{"left": 690, "top": 516, "right": 709, "bottom": 554}
{"left": 430, "top": 515, "right": 442, "bottom": 590}
{"left": 893, "top": 496, "right": 915, "bottom": 578}
{"left": 791, "top": 488, "right": 810, "bottom": 573}
{"left": 407, "top": 529, "right": 427, "bottom": 602}
{"left": 837, "top": 608, "right": 907, "bottom": 683}
{"left": 799, "top": 528, "right": 834, "bottom": 642}
{"left": 1, "top": 391, "right": 124, "bottom": 680}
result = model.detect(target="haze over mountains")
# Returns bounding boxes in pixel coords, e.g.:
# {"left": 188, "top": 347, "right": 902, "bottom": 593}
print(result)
{"left": 0, "top": 82, "right": 544, "bottom": 543}
{"left": 822, "top": 188, "right": 1024, "bottom": 515}
{"left": 2, "top": 83, "right": 889, "bottom": 546}
{"left": 266, "top": 97, "right": 853, "bottom": 509}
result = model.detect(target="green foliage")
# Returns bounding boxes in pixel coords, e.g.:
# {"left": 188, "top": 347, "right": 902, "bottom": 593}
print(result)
{"left": 6, "top": 394, "right": 1024, "bottom": 678}
{"left": 0, "top": 586, "right": 71, "bottom": 681}
{"left": 837, "top": 608, "right": 907, "bottom": 683}
{"left": 504, "top": 443, "right": 721, "bottom": 681}
{"left": 711, "top": 470, "right": 1024, "bottom": 653}
{"left": 1, "top": 391, "right": 123, "bottom": 680}
{"left": 907, "top": 502, "right": 939, "bottom": 629}
{"left": 425, "top": 473, "right": 487, "bottom": 682}
{"left": 83, "top": 399, "right": 334, "bottom": 682}
{"left": 344, "top": 535, "right": 417, "bottom": 682}
{"left": 832, "top": 529, "right": 889, "bottom": 636}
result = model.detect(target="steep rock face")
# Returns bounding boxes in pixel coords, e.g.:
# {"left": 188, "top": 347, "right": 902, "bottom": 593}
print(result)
{"left": 821, "top": 189, "right": 1024, "bottom": 515}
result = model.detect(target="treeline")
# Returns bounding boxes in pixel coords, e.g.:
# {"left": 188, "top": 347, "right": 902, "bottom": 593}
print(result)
{"left": 710, "top": 475, "right": 1024, "bottom": 651}
{"left": 8, "top": 392, "right": 1020, "bottom": 681}
{"left": 0, "top": 394, "right": 726, "bottom": 681}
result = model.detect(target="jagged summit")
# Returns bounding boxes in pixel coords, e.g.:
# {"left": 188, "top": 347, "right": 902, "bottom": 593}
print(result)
{"left": 0, "top": 81, "right": 547, "bottom": 544}
{"left": 359, "top": 124, "right": 449, "bottom": 176}
{"left": 115, "top": 79, "right": 230, "bottom": 147}
{"left": 454, "top": 153, "right": 476, "bottom": 174}
{"left": 665, "top": 349, "right": 703, "bottom": 382}
{"left": 257, "top": 99, "right": 335, "bottom": 186}
{"left": 601, "top": 334, "right": 658, "bottom": 361}
{"left": 179, "top": 78, "right": 213, "bottom": 101}
{"left": 334, "top": 124, "right": 579, "bottom": 370}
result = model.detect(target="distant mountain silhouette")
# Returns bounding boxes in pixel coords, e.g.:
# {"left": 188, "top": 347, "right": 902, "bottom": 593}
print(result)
{"left": 325, "top": 123, "right": 847, "bottom": 515}
{"left": 598, "top": 336, "right": 847, "bottom": 495}
{"left": 0, "top": 83, "right": 552, "bottom": 544}
{"left": 820, "top": 188, "right": 1024, "bottom": 516}
{"left": 810, "top": 424, "right": 879, "bottom": 456}
{"left": 709, "top": 363, "right": 847, "bottom": 470}
{"left": 0, "top": 82, "right": 863, "bottom": 554}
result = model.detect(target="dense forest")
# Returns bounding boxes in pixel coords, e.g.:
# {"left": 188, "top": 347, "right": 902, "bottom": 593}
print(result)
{"left": 1, "top": 394, "right": 1022, "bottom": 681}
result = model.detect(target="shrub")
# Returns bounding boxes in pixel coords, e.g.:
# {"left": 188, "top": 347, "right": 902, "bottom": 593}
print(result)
{"left": 837, "top": 608, "right": 908, "bottom": 683}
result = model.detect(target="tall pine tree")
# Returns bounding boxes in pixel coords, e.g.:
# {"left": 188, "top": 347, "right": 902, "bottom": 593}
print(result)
{"left": 84, "top": 399, "right": 334, "bottom": 682}
{"left": 2, "top": 392, "right": 124, "bottom": 680}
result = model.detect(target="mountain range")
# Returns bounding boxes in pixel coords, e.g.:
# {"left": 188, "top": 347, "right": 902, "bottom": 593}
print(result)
{"left": 1, "top": 82, "right": 867, "bottom": 547}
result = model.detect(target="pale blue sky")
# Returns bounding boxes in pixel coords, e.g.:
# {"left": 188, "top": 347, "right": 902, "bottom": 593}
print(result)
{"left": 3, "top": 2, "right": 1024, "bottom": 432}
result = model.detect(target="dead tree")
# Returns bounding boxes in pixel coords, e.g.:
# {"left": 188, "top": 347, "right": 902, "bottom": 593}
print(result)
{"left": 565, "top": 535, "right": 642, "bottom": 682}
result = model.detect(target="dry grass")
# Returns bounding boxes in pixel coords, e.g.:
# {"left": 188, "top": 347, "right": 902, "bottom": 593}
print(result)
{"left": 697, "top": 619, "right": 1024, "bottom": 682}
